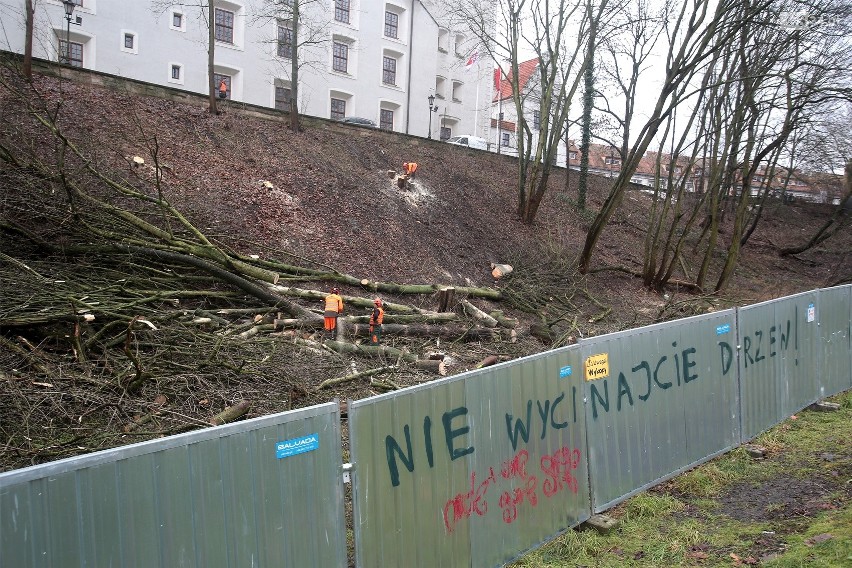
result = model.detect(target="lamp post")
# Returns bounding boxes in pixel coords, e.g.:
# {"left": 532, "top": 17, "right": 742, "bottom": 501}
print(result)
{"left": 62, "top": 0, "right": 76, "bottom": 65}
{"left": 427, "top": 94, "right": 438, "bottom": 139}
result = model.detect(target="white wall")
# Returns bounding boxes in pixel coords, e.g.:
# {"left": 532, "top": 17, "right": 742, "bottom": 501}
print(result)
{"left": 0, "top": 0, "right": 493, "bottom": 138}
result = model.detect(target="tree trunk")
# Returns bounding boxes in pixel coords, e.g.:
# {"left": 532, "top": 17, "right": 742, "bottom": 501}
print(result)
{"left": 460, "top": 299, "right": 498, "bottom": 327}
{"left": 210, "top": 400, "right": 251, "bottom": 426}
{"left": 323, "top": 340, "right": 417, "bottom": 362}
{"left": 23, "top": 0, "right": 34, "bottom": 81}
{"left": 207, "top": 3, "right": 217, "bottom": 114}
{"left": 289, "top": 1, "right": 301, "bottom": 132}
{"left": 346, "top": 323, "right": 506, "bottom": 341}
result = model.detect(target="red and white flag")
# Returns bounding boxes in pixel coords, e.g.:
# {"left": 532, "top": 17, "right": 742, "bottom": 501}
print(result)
{"left": 465, "top": 50, "right": 479, "bottom": 71}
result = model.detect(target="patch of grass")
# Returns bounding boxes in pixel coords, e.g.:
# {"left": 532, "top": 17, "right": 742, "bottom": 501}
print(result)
{"left": 764, "top": 507, "right": 852, "bottom": 567}
{"left": 671, "top": 462, "right": 740, "bottom": 498}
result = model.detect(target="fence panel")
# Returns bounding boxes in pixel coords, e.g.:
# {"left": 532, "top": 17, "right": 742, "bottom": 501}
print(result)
{"left": 816, "top": 285, "right": 852, "bottom": 398}
{"left": 350, "top": 346, "right": 590, "bottom": 568}
{"left": 581, "top": 309, "right": 740, "bottom": 511}
{"left": 0, "top": 402, "right": 346, "bottom": 568}
{"left": 738, "top": 291, "right": 821, "bottom": 441}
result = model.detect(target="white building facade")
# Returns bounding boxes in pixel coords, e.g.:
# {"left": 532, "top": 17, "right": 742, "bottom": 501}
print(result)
{"left": 1, "top": 0, "right": 494, "bottom": 140}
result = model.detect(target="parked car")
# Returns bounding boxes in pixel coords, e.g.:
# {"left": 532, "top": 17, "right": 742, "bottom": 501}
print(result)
{"left": 338, "top": 116, "right": 378, "bottom": 128}
{"left": 446, "top": 135, "right": 488, "bottom": 150}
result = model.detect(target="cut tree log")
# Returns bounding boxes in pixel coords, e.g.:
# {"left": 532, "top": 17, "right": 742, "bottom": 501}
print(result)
{"left": 210, "top": 400, "right": 251, "bottom": 426}
{"left": 323, "top": 340, "right": 418, "bottom": 362}
{"left": 415, "top": 359, "right": 447, "bottom": 375}
{"left": 461, "top": 300, "right": 499, "bottom": 328}
{"left": 274, "top": 312, "right": 458, "bottom": 329}
{"left": 476, "top": 355, "right": 501, "bottom": 368}
{"left": 346, "top": 323, "right": 507, "bottom": 341}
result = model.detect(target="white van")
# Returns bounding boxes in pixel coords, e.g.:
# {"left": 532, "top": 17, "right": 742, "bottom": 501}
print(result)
{"left": 446, "top": 135, "right": 488, "bottom": 151}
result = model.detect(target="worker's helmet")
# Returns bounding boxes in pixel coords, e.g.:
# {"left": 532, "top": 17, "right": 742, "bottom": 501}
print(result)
{"left": 374, "top": 298, "right": 382, "bottom": 306}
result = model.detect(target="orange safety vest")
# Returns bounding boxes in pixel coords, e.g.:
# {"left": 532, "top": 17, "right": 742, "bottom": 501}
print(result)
{"left": 324, "top": 293, "right": 343, "bottom": 316}
{"left": 405, "top": 162, "right": 418, "bottom": 175}
{"left": 370, "top": 306, "right": 384, "bottom": 328}
{"left": 219, "top": 81, "right": 227, "bottom": 94}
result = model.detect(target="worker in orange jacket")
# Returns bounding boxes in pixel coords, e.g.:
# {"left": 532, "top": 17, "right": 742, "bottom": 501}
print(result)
{"left": 218, "top": 79, "right": 228, "bottom": 99}
{"left": 403, "top": 162, "right": 418, "bottom": 179}
{"left": 369, "top": 298, "right": 385, "bottom": 345}
{"left": 323, "top": 287, "right": 344, "bottom": 340}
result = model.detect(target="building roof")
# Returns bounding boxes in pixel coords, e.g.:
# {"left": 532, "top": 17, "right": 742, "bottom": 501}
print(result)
{"left": 493, "top": 59, "right": 538, "bottom": 102}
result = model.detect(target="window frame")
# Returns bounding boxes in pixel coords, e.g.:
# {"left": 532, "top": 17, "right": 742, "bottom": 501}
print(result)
{"left": 334, "top": 0, "right": 350, "bottom": 24}
{"left": 275, "top": 86, "right": 292, "bottom": 112}
{"left": 168, "top": 62, "right": 185, "bottom": 85}
{"left": 277, "top": 21, "right": 293, "bottom": 59}
{"left": 120, "top": 29, "right": 139, "bottom": 54}
{"left": 59, "top": 39, "right": 84, "bottom": 67}
{"left": 213, "top": 73, "right": 232, "bottom": 99}
{"left": 214, "top": 8, "right": 235, "bottom": 44}
{"left": 380, "top": 109, "right": 394, "bottom": 130}
{"left": 330, "top": 97, "right": 346, "bottom": 120}
{"left": 501, "top": 132, "right": 510, "bottom": 146}
{"left": 170, "top": 9, "right": 186, "bottom": 32}
{"left": 382, "top": 55, "right": 397, "bottom": 86}
{"left": 332, "top": 41, "right": 349, "bottom": 73}
{"left": 532, "top": 111, "right": 540, "bottom": 130}
{"left": 384, "top": 11, "right": 399, "bottom": 39}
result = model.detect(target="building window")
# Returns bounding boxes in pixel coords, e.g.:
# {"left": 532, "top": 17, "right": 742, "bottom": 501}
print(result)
{"left": 452, "top": 81, "right": 462, "bottom": 102}
{"left": 604, "top": 156, "right": 621, "bottom": 165}
{"left": 533, "top": 111, "right": 540, "bottom": 130}
{"left": 334, "top": 0, "right": 350, "bottom": 24}
{"left": 171, "top": 65, "right": 181, "bottom": 79}
{"left": 501, "top": 132, "right": 510, "bottom": 146}
{"left": 380, "top": 109, "right": 394, "bottom": 130}
{"left": 330, "top": 98, "right": 346, "bottom": 120}
{"left": 382, "top": 56, "right": 396, "bottom": 85}
{"left": 437, "top": 28, "right": 449, "bottom": 52}
{"left": 275, "top": 86, "right": 292, "bottom": 112}
{"left": 120, "top": 30, "right": 139, "bottom": 54}
{"left": 59, "top": 40, "right": 83, "bottom": 67}
{"left": 440, "top": 126, "right": 451, "bottom": 140}
{"left": 568, "top": 151, "right": 577, "bottom": 160}
{"left": 70, "top": 0, "right": 82, "bottom": 5}
{"left": 333, "top": 42, "right": 348, "bottom": 73}
{"left": 384, "top": 11, "right": 399, "bottom": 39}
{"left": 173, "top": 13, "right": 183, "bottom": 28}
{"left": 215, "top": 8, "right": 234, "bottom": 43}
{"left": 277, "top": 22, "right": 292, "bottom": 59}
{"left": 214, "top": 73, "right": 231, "bottom": 99}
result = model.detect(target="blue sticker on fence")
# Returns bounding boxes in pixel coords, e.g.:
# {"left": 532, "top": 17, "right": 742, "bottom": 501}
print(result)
{"left": 716, "top": 323, "right": 731, "bottom": 335}
{"left": 559, "top": 365, "right": 572, "bottom": 378}
{"left": 276, "top": 433, "right": 319, "bottom": 459}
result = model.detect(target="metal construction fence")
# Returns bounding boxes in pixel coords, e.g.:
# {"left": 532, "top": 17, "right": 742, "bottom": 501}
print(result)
{"left": 1, "top": 286, "right": 849, "bottom": 567}
{"left": 0, "top": 403, "right": 346, "bottom": 568}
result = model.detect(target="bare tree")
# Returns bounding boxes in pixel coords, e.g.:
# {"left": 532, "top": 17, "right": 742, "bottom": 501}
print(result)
{"left": 257, "top": 0, "right": 333, "bottom": 132}
{"left": 456, "top": 0, "right": 615, "bottom": 223}
{"left": 152, "top": 1, "right": 219, "bottom": 113}
{"left": 577, "top": 0, "right": 764, "bottom": 275}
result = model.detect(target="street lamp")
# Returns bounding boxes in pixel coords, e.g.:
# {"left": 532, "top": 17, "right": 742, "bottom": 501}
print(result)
{"left": 427, "top": 94, "right": 438, "bottom": 139}
{"left": 62, "top": 0, "right": 76, "bottom": 65}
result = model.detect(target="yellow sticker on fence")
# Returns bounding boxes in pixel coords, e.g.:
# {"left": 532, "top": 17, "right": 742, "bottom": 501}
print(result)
{"left": 585, "top": 353, "right": 609, "bottom": 381}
